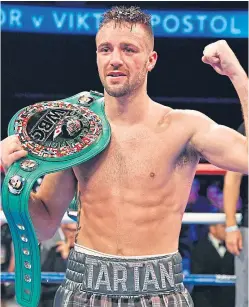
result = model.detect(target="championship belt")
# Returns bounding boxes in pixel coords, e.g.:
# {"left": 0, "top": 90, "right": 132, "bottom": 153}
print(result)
{"left": 1, "top": 91, "right": 111, "bottom": 307}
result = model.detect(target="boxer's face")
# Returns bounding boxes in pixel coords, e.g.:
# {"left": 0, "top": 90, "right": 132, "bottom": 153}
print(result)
{"left": 96, "top": 22, "right": 157, "bottom": 97}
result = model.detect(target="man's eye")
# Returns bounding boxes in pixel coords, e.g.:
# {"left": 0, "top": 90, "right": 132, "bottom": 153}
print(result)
{"left": 100, "top": 47, "right": 110, "bottom": 52}
{"left": 124, "top": 47, "right": 135, "bottom": 53}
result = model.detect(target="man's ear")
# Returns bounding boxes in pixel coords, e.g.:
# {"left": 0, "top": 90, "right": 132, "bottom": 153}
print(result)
{"left": 148, "top": 51, "right": 158, "bottom": 72}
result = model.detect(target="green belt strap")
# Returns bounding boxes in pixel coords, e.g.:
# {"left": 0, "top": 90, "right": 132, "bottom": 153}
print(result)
{"left": 1, "top": 91, "right": 111, "bottom": 307}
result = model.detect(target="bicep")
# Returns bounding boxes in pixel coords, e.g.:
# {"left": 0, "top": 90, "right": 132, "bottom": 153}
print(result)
{"left": 190, "top": 113, "right": 248, "bottom": 174}
{"left": 36, "top": 169, "right": 77, "bottom": 226}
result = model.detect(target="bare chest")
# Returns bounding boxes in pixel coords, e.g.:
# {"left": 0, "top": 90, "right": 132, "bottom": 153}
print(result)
{"left": 74, "top": 125, "right": 198, "bottom": 187}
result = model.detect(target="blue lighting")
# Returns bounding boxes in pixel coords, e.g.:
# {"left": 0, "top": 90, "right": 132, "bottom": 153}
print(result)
{"left": 1, "top": 4, "right": 248, "bottom": 38}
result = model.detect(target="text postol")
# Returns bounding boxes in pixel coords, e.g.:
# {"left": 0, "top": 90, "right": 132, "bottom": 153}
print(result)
{"left": 1, "top": 6, "right": 247, "bottom": 38}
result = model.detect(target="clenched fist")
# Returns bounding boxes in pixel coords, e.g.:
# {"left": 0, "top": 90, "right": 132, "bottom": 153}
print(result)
{"left": 0, "top": 135, "right": 28, "bottom": 173}
{"left": 202, "top": 40, "right": 245, "bottom": 79}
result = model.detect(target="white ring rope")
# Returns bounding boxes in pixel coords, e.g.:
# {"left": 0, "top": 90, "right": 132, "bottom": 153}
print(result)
{"left": 0, "top": 211, "right": 242, "bottom": 225}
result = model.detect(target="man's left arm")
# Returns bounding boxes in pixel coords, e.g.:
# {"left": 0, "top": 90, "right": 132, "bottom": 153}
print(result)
{"left": 202, "top": 40, "right": 248, "bottom": 135}
{"left": 190, "top": 40, "right": 248, "bottom": 174}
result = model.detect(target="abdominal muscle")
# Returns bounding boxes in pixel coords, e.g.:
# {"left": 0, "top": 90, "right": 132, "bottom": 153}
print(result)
{"left": 74, "top": 172, "right": 195, "bottom": 256}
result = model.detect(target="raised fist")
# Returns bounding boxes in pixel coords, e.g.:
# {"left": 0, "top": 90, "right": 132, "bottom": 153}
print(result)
{"left": 202, "top": 40, "right": 245, "bottom": 78}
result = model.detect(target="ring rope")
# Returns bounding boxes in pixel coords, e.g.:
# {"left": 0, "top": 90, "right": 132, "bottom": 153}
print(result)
{"left": 0, "top": 211, "right": 242, "bottom": 225}
{"left": 196, "top": 164, "right": 226, "bottom": 175}
{"left": 0, "top": 272, "right": 236, "bottom": 286}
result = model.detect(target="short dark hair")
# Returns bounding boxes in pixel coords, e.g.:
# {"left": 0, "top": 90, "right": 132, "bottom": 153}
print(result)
{"left": 99, "top": 6, "right": 154, "bottom": 48}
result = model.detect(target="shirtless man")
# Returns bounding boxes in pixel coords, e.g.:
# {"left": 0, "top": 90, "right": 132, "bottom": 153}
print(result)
{"left": 1, "top": 6, "right": 248, "bottom": 307}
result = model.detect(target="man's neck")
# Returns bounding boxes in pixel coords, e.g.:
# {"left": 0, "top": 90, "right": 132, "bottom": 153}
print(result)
{"left": 104, "top": 89, "right": 151, "bottom": 125}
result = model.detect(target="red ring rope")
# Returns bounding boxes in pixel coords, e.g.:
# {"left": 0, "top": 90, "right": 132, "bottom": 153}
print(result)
{"left": 196, "top": 164, "right": 226, "bottom": 175}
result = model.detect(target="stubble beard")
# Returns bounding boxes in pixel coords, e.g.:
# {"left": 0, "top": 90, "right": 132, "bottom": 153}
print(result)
{"left": 104, "top": 79, "right": 131, "bottom": 97}
{"left": 101, "top": 66, "right": 147, "bottom": 98}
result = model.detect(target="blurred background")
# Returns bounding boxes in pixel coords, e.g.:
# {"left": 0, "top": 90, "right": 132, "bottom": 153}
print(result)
{"left": 1, "top": 1, "right": 248, "bottom": 307}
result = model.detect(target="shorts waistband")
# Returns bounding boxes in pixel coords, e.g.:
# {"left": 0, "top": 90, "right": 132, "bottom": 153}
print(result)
{"left": 65, "top": 246, "right": 184, "bottom": 296}
{"left": 74, "top": 243, "right": 179, "bottom": 259}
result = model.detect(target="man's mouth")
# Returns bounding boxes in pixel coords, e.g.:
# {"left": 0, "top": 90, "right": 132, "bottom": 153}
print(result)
{"left": 107, "top": 71, "right": 127, "bottom": 77}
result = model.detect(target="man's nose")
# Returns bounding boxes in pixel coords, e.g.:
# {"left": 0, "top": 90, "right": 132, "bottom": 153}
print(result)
{"left": 109, "top": 49, "right": 123, "bottom": 68}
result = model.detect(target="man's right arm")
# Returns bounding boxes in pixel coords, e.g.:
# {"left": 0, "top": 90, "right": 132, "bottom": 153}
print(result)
{"left": 1, "top": 135, "right": 77, "bottom": 241}
{"left": 29, "top": 170, "right": 77, "bottom": 241}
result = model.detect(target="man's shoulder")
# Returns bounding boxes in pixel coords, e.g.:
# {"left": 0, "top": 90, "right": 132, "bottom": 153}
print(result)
{"left": 152, "top": 101, "right": 203, "bottom": 117}
{"left": 173, "top": 109, "right": 206, "bottom": 117}
{"left": 165, "top": 108, "right": 208, "bottom": 124}
{"left": 152, "top": 101, "right": 173, "bottom": 112}
{"left": 151, "top": 104, "right": 211, "bottom": 133}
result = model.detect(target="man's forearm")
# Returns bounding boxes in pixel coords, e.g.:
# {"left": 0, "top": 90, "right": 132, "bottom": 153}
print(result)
{"left": 224, "top": 191, "right": 238, "bottom": 226}
{"left": 223, "top": 172, "right": 242, "bottom": 226}
{"left": 29, "top": 192, "right": 56, "bottom": 241}
{"left": 230, "top": 71, "right": 248, "bottom": 137}
{"left": 27, "top": 170, "right": 77, "bottom": 241}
